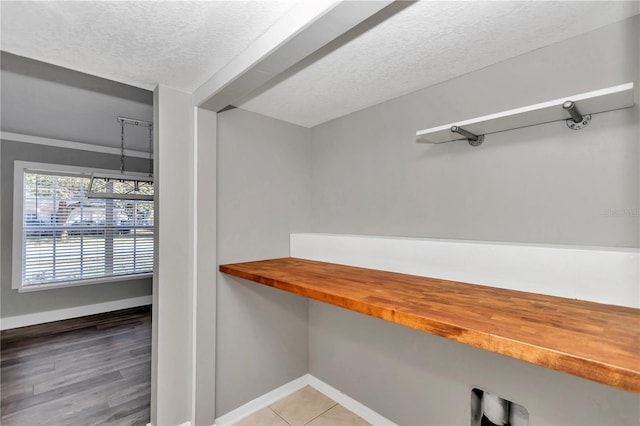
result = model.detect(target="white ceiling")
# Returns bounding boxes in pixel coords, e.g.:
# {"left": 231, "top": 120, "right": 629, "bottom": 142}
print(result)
{"left": 239, "top": 1, "right": 640, "bottom": 127}
{"left": 1, "top": 1, "right": 638, "bottom": 128}
{"left": 0, "top": 0, "right": 297, "bottom": 92}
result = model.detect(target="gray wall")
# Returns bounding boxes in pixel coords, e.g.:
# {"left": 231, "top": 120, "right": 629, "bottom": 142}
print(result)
{"left": 310, "top": 16, "right": 639, "bottom": 248}
{"left": 1, "top": 52, "right": 153, "bottom": 151}
{"left": 217, "top": 108, "right": 310, "bottom": 416}
{"left": 0, "top": 141, "right": 152, "bottom": 317}
{"left": 0, "top": 54, "right": 153, "bottom": 319}
{"left": 308, "top": 16, "right": 640, "bottom": 425}
{"left": 310, "top": 303, "right": 639, "bottom": 425}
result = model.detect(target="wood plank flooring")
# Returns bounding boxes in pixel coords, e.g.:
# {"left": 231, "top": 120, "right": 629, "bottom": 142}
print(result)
{"left": 1, "top": 306, "right": 151, "bottom": 426}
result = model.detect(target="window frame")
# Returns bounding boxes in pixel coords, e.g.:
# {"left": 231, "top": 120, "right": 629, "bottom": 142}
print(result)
{"left": 12, "top": 160, "right": 154, "bottom": 292}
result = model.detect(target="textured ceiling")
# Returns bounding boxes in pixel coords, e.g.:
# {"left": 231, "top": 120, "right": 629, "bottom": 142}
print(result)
{"left": 1, "top": 1, "right": 638, "bottom": 128}
{"left": 0, "top": 0, "right": 296, "bottom": 92}
{"left": 239, "top": 1, "right": 640, "bottom": 127}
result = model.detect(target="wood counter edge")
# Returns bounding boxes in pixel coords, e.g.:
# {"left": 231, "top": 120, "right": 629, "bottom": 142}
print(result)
{"left": 219, "top": 258, "right": 640, "bottom": 394}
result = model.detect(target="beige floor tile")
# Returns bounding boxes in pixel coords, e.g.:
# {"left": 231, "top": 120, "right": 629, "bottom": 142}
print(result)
{"left": 305, "top": 405, "right": 371, "bottom": 426}
{"left": 234, "top": 407, "right": 289, "bottom": 426}
{"left": 270, "top": 386, "right": 337, "bottom": 426}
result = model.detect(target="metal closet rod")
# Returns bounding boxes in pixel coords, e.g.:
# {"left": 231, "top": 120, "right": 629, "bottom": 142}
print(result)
{"left": 117, "top": 116, "right": 153, "bottom": 127}
{"left": 450, "top": 125, "right": 484, "bottom": 147}
{"left": 450, "top": 98, "right": 591, "bottom": 147}
{"left": 562, "top": 101, "right": 584, "bottom": 123}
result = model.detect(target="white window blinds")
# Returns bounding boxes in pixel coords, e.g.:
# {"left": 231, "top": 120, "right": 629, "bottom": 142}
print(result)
{"left": 20, "top": 168, "right": 154, "bottom": 286}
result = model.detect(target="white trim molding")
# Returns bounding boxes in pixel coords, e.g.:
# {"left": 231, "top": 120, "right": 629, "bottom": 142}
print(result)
{"left": 1, "top": 131, "right": 152, "bottom": 159}
{"left": 214, "top": 375, "right": 309, "bottom": 426}
{"left": 146, "top": 422, "right": 191, "bottom": 426}
{"left": 12, "top": 160, "right": 154, "bottom": 292}
{"left": 307, "top": 376, "right": 396, "bottom": 426}
{"left": 0, "top": 295, "right": 152, "bottom": 330}
{"left": 214, "top": 374, "right": 396, "bottom": 426}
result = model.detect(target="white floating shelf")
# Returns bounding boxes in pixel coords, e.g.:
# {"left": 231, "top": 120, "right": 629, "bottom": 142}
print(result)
{"left": 416, "top": 82, "right": 635, "bottom": 144}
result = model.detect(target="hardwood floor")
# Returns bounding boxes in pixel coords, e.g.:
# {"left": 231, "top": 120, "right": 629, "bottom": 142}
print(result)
{"left": 1, "top": 306, "right": 151, "bottom": 426}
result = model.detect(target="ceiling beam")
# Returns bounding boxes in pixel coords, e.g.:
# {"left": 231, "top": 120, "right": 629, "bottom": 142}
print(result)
{"left": 192, "top": 0, "right": 394, "bottom": 112}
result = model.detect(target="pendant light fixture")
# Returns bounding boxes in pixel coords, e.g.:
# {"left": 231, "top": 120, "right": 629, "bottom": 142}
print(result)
{"left": 87, "top": 116, "right": 154, "bottom": 201}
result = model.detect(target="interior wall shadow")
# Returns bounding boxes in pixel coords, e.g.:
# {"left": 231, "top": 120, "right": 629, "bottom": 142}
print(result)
{"left": 1, "top": 51, "right": 152, "bottom": 104}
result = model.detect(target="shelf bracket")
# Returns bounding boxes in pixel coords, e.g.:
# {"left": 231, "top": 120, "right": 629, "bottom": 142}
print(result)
{"left": 451, "top": 125, "right": 484, "bottom": 147}
{"left": 562, "top": 101, "right": 591, "bottom": 130}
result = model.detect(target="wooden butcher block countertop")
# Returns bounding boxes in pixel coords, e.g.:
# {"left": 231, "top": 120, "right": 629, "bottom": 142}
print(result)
{"left": 220, "top": 257, "right": 640, "bottom": 393}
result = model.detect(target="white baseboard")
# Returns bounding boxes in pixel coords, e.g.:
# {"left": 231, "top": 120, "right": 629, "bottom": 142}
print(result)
{"left": 0, "top": 295, "right": 152, "bottom": 330}
{"left": 146, "top": 422, "right": 190, "bottom": 426}
{"left": 215, "top": 375, "right": 310, "bottom": 426}
{"left": 214, "top": 374, "right": 396, "bottom": 426}
{"left": 308, "top": 375, "right": 396, "bottom": 426}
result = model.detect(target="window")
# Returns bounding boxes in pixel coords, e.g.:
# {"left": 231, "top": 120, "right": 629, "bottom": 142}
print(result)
{"left": 12, "top": 161, "right": 154, "bottom": 291}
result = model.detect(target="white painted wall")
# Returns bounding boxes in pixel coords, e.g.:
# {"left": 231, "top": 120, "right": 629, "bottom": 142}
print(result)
{"left": 216, "top": 108, "right": 311, "bottom": 417}
{"left": 152, "top": 85, "right": 194, "bottom": 426}
{"left": 291, "top": 234, "right": 640, "bottom": 308}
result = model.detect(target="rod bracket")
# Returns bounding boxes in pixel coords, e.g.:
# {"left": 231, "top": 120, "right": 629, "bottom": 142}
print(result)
{"left": 117, "top": 116, "right": 153, "bottom": 128}
{"left": 451, "top": 125, "right": 484, "bottom": 147}
{"left": 562, "top": 101, "right": 591, "bottom": 130}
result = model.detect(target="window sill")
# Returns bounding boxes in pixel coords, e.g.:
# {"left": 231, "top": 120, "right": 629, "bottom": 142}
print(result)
{"left": 16, "top": 272, "right": 153, "bottom": 292}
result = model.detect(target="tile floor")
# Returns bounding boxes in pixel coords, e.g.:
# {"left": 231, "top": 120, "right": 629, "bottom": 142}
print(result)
{"left": 233, "top": 386, "right": 371, "bottom": 426}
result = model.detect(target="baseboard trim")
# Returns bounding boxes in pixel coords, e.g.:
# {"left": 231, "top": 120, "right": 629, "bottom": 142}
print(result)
{"left": 146, "top": 422, "right": 190, "bottom": 426}
{"left": 0, "top": 295, "right": 152, "bottom": 330}
{"left": 214, "top": 374, "right": 396, "bottom": 426}
{"left": 308, "top": 375, "right": 396, "bottom": 425}
{"left": 214, "top": 375, "right": 310, "bottom": 426}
